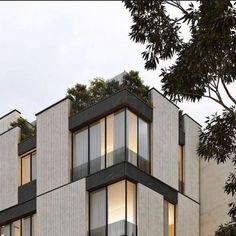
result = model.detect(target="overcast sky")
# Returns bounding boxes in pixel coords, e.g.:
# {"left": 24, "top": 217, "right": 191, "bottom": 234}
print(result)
{"left": 0, "top": 1, "right": 235, "bottom": 125}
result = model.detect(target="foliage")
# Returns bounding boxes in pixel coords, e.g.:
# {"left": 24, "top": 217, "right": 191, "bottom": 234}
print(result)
{"left": 10, "top": 117, "right": 36, "bottom": 142}
{"left": 216, "top": 222, "right": 236, "bottom": 236}
{"left": 123, "top": 0, "right": 236, "bottom": 234}
{"left": 67, "top": 70, "right": 150, "bottom": 114}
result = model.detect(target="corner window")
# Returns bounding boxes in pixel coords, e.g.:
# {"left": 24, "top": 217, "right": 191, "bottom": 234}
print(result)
{"left": 0, "top": 215, "right": 36, "bottom": 236}
{"left": 164, "top": 201, "right": 175, "bottom": 236}
{"left": 89, "top": 180, "right": 136, "bottom": 236}
{"left": 178, "top": 145, "right": 184, "bottom": 193}
{"left": 72, "top": 108, "right": 150, "bottom": 181}
{"left": 19, "top": 151, "right": 37, "bottom": 186}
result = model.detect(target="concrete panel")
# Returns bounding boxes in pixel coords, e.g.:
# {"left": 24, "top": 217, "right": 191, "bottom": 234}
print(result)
{"left": 37, "top": 179, "right": 88, "bottom": 236}
{"left": 137, "top": 183, "right": 164, "bottom": 236}
{"left": 0, "top": 127, "right": 20, "bottom": 211}
{"left": 176, "top": 193, "right": 199, "bottom": 236}
{"left": 183, "top": 115, "right": 200, "bottom": 202}
{"left": 0, "top": 110, "right": 21, "bottom": 134}
{"left": 151, "top": 89, "right": 179, "bottom": 190}
{"left": 37, "top": 98, "right": 72, "bottom": 195}
{"left": 200, "top": 159, "right": 233, "bottom": 236}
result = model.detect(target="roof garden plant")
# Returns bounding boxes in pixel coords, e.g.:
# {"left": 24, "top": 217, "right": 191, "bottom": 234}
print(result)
{"left": 67, "top": 70, "right": 151, "bottom": 115}
{"left": 10, "top": 117, "right": 36, "bottom": 142}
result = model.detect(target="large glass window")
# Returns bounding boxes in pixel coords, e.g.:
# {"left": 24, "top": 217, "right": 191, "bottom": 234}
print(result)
{"left": 0, "top": 215, "right": 36, "bottom": 236}
{"left": 20, "top": 151, "right": 37, "bottom": 186}
{"left": 90, "top": 119, "right": 105, "bottom": 174}
{"left": 138, "top": 118, "right": 150, "bottom": 172}
{"left": 164, "top": 201, "right": 175, "bottom": 236}
{"left": 127, "top": 111, "right": 137, "bottom": 166}
{"left": 90, "top": 188, "right": 106, "bottom": 236}
{"left": 73, "top": 128, "right": 88, "bottom": 180}
{"left": 108, "top": 181, "right": 126, "bottom": 236}
{"left": 178, "top": 145, "right": 184, "bottom": 193}
{"left": 89, "top": 180, "right": 136, "bottom": 236}
{"left": 73, "top": 108, "right": 150, "bottom": 181}
{"left": 106, "top": 110, "right": 125, "bottom": 167}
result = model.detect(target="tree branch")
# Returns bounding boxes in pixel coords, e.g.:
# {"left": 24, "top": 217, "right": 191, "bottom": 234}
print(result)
{"left": 221, "top": 78, "right": 236, "bottom": 105}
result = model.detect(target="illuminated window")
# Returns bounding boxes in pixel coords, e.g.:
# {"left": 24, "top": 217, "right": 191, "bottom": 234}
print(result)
{"left": 127, "top": 111, "right": 137, "bottom": 166}
{"left": 72, "top": 108, "right": 150, "bottom": 180}
{"left": 178, "top": 145, "right": 184, "bottom": 193}
{"left": 164, "top": 201, "right": 175, "bottom": 236}
{"left": 0, "top": 215, "right": 36, "bottom": 236}
{"left": 106, "top": 110, "right": 125, "bottom": 167}
{"left": 90, "top": 180, "right": 136, "bottom": 236}
{"left": 20, "top": 151, "right": 37, "bottom": 186}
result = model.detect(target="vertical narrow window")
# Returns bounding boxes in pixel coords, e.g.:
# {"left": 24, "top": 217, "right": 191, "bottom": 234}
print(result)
{"left": 127, "top": 181, "right": 136, "bottom": 236}
{"left": 178, "top": 145, "right": 184, "bottom": 193}
{"left": 32, "top": 214, "right": 37, "bottom": 236}
{"left": 164, "top": 201, "right": 175, "bottom": 236}
{"left": 11, "top": 220, "right": 21, "bottom": 236}
{"left": 106, "top": 110, "right": 125, "bottom": 167}
{"left": 22, "top": 217, "right": 31, "bottom": 236}
{"left": 108, "top": 181, "right": 126, "bottom": 236}
{"left": 90, "top": 188, "right": 106, "bottom": 236}
{"left": 127, "top": 110, "right": 137, "bottom": 166}
{"left": 73, "top": 127, "right": 88, "bottom": 180}
{"left": 22, "top": 155, "right": 31, "bottom": 185}
{"left": 90, "top": 119, "right": 105, "bottom": 174}
{"left": 0, "top": 224, "right": 10, "bottom": 236}
{"left": 138, "top": 118, "right": 150, "bottom": 173}
{"left": 31, "top": 152, "right": 37, "bottom": 181}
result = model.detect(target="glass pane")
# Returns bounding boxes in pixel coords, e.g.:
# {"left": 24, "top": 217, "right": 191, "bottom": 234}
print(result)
{"left": 31, "top": 152, "right": 37, "bottom": 181}
{"left": 168, "top": 203, "right": 175, "bottom": 236}
{"left": 73, "top": 128, "right": 88, "bottom": 180}
{"left": 106, "top": 110, "right": 125, "bottom": 167}
{"left": 108, "top": 181, "right": 125, "bottom": 236}
{"left": 32, "top": 214, "right": 37, "bottom": 236}
{"left": 138, "top": 118, "right": 150, "bottom": 173}
{"left": 22, "top": 155, "right": 31, "bottom": 185}
{"left": 178, "top": 145, "right": 184, "bottom": 192}
{"left": 0, "top": 224, "right": 10, "bottom": 236}
{"left": 11, "top": 220, "right": 21, "bottom": 236}
{"left": 22, "top": 217, "right": 31, "bottom": 236}
{"left": 90, "top": 188, "right": 106, "bottom": 236}
{"left": 127, "top": 110, "right": 137, "bottom": 166}
{"left": 127, "top": 181, "right": 136, "bottom": 236}
{"left": 90, "top": 119, "right": 105, "bottom": 174}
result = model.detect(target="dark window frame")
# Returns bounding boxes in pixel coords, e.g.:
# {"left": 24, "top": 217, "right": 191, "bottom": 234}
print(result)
{"left": 72, "top": 107, "right": 151, "bottom": 181}
{"left": 20, "top": 151, "right": 37, "bottom": 186}
{"left": 89, "top": 179, "right": 137, "bottom": 236}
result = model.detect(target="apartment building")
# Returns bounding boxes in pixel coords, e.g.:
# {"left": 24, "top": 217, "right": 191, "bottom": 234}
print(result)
{"left": 0, "top": 88, "right": 232, "bottom": 236}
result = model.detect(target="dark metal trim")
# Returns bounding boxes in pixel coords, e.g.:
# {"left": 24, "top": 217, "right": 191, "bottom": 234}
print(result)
{"left": 18, "top": 180, "right": 37, "bottom": 204}
{"left": 18, "top": 136, "right": 36, "bottom": 156}
{"left": 69, "top": 89, "right": 153, "bottom": 132}
{"left": 86, "top": 162, "right": 178, "bottom": 204}
{"left": 0, "top": 199, "right": 36, "bottom": 227}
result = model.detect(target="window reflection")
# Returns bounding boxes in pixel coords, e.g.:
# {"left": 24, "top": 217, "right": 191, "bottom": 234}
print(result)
{"left": 73, "top": 128, "right": 88, "bottom": 180}
{"left": 127, "top": 111, "right": 137, "bottom": 166}
{"left": 22, "top": 155, "right": 30, "bottom": 185}
{"left": 164, "top": 201, "right": 175, "bottom": 236}
{"left": 106, "top": 110, "right": 125, "bottom": 167}
{"left": 90, "top": 119, "right": 105, "bottom": 174}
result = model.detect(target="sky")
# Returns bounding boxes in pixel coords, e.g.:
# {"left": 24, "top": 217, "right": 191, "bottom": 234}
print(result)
{"left": 0, "top": 1, "right": 235, "bottom": 125}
